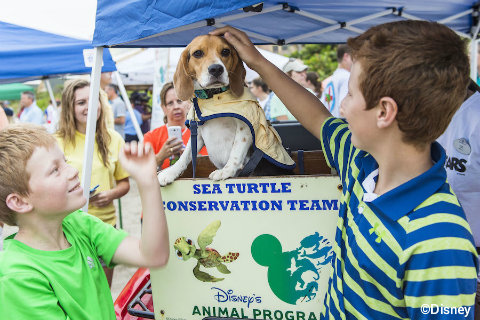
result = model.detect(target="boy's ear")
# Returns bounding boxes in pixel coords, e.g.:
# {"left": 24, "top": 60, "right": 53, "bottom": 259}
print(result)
{"left": 6, "top": 193, "right": 33, "bottom": 214}
{"left": 376, "top": 97, "right": 398, "bottom": 129}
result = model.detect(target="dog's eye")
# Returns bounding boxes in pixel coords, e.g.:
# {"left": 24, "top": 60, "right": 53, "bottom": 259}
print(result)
{"left": 192, "top": 50, "right": 204, "bottom": 58}
{"left": 221, "top": 49, "right": 231, "bottom": 57}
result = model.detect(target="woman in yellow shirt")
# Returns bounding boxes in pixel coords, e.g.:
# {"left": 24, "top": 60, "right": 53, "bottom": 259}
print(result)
{"left": 56, "top": 79, "right": 130, "bottom": 286}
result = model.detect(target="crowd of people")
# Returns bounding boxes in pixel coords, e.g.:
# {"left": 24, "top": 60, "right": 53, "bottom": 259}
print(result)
{"left": 248, "top": 45, "right": 351, "bottom": 121}
{"left": 0, "top": 19, "right": 479, "bottom": 320}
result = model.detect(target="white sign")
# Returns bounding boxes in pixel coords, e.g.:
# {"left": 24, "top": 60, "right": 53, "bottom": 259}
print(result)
{"left": 151, "top": 175, "right": 341, "bottom": 320}
{"left": 83, "top": 49, "right": 103, "bottom": 68}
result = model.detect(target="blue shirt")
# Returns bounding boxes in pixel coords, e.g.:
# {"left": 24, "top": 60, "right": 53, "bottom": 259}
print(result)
{"left": 124, "top": 108, "right": 143, "bottom": 136}
{"left": 320, "top": 117, "right": 478, "bottom": 320}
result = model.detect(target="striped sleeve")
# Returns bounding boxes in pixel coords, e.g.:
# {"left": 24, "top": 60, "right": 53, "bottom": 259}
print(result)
{"left": 320, "top": 117, "right": 355, "bottom": 181}
{"left": 401, "top": 208, "right": 478, "bottom": 319}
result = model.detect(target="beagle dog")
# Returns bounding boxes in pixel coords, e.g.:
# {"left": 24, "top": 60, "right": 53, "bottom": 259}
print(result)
{"left": 157, "top": 35, "right": 294, "bottom": 186}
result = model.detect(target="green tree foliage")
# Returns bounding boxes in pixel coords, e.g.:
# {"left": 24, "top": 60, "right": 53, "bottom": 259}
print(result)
{"left": 36, "top": 83, "right": 63, "bottom": 110}
{"left": 289, "top": 44, "right": 338, "bottom": 80}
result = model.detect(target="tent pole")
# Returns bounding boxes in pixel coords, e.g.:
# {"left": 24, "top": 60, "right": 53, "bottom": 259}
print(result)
{"left": 438, "top": 9, "right": 473, "bottom": 24}
{"left": 151, "top": 48, "right": 165, "bottom": 130}
{"left": 216, "top": 23, "right": 277, "bottom": 43}
{"left": 114, "top": 71, "right": 143, "bottom": 141}
{"left": 286, "top": 9, "right": 393, "bottom": 43}
{"left": 401, "top": 11, "right": 471, "bottom": 39}
{"left": 82, "top": 46, "right": 103, "bottom": 211}
{"left": 470, "top": 40, "right": 478, "bottom": 82}
{"left": 45, "top": 79, "right": 57, "bottom": 109}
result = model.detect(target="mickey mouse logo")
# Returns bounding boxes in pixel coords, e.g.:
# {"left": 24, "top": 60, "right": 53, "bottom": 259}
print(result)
{"left": 251, "top": 233, "right": 333, "bottom": 305}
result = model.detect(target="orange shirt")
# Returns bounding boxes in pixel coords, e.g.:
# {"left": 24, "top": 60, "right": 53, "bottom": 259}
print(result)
{"left": 144, "top": 125, "right": 207, "bottom": 169}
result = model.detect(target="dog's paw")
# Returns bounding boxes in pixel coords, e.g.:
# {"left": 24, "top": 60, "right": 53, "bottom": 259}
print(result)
{"left": 157, "top": 169, "right": 178, "bottom": 186}
{"left": 209, "top": 168, "right": 236, "bottom": 181}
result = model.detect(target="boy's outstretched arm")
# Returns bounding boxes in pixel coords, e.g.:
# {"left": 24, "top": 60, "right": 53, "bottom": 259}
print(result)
{"left": 211, "top": 26, "right": 332, "bottom": 138}
{"left": 112, "top": 141, "right": 169, "bottom": 268}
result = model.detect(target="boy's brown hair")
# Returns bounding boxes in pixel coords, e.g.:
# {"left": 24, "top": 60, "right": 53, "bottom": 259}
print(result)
{"left": 347, "top": 20, "right": 469, "bottom": 146}
{"left": 0, "top": 124, "right": 57, "bottom": 226}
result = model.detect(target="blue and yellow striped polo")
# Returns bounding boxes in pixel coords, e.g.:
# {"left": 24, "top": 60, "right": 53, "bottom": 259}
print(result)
{"left": 320, "top": 117, "right": 478, "bottom": 319}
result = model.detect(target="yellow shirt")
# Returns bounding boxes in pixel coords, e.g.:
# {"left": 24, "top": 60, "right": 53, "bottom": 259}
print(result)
{"left": 56, "top": 129, "right": 129, "bottom": 225}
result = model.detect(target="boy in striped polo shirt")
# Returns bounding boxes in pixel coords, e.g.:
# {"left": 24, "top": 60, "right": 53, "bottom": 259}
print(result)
{"left": 213, "top": 20, "right": 479, "bottom": 319}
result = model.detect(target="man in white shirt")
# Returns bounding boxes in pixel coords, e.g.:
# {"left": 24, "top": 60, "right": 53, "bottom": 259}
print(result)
{"left": 320, "top": 45, "right": 352, "bottom": 117}
{"left": 106, "top": 84, "right": 127, "bottom": 139}
{"left": 19, "top": 91, "right": 43, "bottom": 125}
{"left": 437, "top": 80, "right": 480, "bottom": 315}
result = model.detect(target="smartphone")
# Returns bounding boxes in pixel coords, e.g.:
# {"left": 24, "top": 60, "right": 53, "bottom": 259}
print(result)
{"left": 167, "top": 125, "right": 182, "bottom": 142}
{"left": 89, "top": 184, "right": 100, "bottom": 198}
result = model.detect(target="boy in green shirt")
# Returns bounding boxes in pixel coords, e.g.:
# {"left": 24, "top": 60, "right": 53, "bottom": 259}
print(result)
{"left": 0, "top": 124, "right": 169, "bottom": 319}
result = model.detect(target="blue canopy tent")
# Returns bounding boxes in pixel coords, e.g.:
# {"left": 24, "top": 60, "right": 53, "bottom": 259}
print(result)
{"left": 93, "top": 0, "right": 478, "bottom": 47}
{"left": 82, "top": 0, "right": 480, "bottom": 207}
{"left": 0, "top": 20, "right": 116, "bottom": 84}
{"left": 0, "top": 19, "right": 142, "bottom": 146}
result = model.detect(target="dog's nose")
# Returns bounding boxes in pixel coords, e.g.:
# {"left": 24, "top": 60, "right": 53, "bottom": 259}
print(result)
{"left": 208, "top": 64, "right": 224, "bottom": 78}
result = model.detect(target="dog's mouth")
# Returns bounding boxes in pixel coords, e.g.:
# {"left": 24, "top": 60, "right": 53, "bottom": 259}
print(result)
{"left": 193, "top": 79, "right": 228, "bottom": 91}
{"left": 205, "top": 79, "right": 228, "bottom": 88}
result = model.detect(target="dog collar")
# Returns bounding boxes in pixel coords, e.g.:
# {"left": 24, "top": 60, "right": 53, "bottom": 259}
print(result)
{"left": 194, "top": 86, "right": 229, "bottom": 99}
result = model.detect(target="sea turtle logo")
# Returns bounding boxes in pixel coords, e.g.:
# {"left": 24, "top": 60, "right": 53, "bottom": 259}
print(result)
{"left": 174, "top": 220, "right": 239, "bottom": 282}
{"left": 251, "top": 233, "right": 333, "bottom": 305}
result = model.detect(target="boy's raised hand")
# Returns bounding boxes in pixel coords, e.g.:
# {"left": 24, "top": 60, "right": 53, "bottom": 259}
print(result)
{"left": 119, "top": 141, "right": 157, "bottom": 184}
{"left": 210, "top": 26, "right": 265, "bottom": 70}
{"left": 113, "top": 140, "right": 169, "bottom": 268}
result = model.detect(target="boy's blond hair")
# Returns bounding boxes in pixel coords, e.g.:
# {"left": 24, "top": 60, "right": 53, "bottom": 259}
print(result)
{"left": 0, "top": 124, "right": 57, "bottom": 226}
{"left": 347, "top": 20, "right": 469, "bottom": 147}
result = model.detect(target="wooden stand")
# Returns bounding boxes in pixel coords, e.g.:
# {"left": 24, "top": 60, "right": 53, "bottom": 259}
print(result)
{"left": 178, "top": 150, "right": 331, "bottom": 179}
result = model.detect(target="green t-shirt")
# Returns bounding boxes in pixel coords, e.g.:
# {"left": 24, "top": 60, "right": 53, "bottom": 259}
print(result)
{"left": 0, "top": 210, "right": 128, "bottom": 319}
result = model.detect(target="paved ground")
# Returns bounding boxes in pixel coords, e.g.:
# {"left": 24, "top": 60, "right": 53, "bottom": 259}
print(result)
{"left": 1, "top": 179, "right": 143, "bottom": 301}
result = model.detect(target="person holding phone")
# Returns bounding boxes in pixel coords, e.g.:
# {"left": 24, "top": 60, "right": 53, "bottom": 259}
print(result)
{"left": 144, "top": 82, "right": 207, "bottom": 170}
{"left": 56, "top": 79, "right": 130, "bottom": 287}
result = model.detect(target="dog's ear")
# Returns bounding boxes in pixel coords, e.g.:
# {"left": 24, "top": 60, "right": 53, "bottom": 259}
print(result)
{"left": 174, "top": 48, "right": 194, "bottom": 101}
{"left": 229, "top": 49, "right": 246, "bottom": 97}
